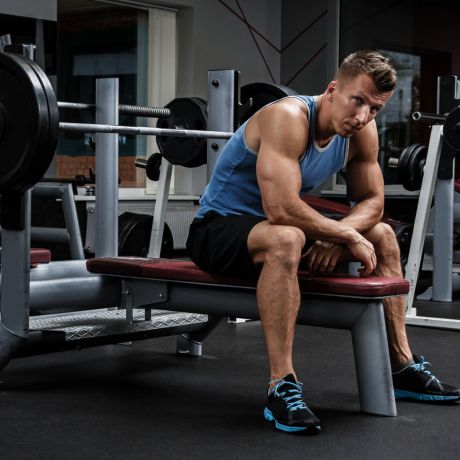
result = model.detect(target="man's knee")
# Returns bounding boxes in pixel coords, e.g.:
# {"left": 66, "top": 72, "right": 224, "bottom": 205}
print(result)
{"left": 257, "top": 225, "right": 305, "bottom": 270}
{"left": 367, "top": 222, "right": 400, "bottom": 257}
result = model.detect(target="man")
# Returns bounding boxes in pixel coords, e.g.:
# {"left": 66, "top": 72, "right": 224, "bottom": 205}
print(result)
{"left": 186, "top": 50, "right": 459, "bottom": 434}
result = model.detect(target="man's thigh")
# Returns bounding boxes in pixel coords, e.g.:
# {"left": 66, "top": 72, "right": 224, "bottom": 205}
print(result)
{"left": 186, "top": 212, "right": 266, "bottom": 280}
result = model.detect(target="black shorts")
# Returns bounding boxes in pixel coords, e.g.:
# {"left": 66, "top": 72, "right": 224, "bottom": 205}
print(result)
{"left": 186, "top": 212, "right": 266, "bottom": 280}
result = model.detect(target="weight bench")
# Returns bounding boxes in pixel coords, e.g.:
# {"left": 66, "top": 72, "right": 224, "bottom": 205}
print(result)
{"left": 87, "top": 256, "right": 409, "bottom": 417}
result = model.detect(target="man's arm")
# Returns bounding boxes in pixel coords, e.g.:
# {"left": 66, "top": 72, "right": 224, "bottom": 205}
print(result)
{"left": 340, "top": 120, "right": 385, "bottom": 232}
{"left": 255, "top": 100, "right": 376, "bottom": 274}
{"left": 304, "top": 120, "right": 384, "bottom": 274}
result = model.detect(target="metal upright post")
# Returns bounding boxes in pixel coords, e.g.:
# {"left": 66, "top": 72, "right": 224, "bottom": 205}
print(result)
{"left": 0, "top": 192, "right": 31, "bottom": 370}
{"left": 432, "top": 172, "right": 454, "bottom": 301}
{"left": 147, "top": 159, "right": 173, "bottom": 258}
{"left": 206, "top": 70, "right": 237, "bottom": 179}
{"left": 404, "top": 125, "right": 443, "bottom": 312}
{"left": 95, "top": 78, "right": 119, "bottom": 257}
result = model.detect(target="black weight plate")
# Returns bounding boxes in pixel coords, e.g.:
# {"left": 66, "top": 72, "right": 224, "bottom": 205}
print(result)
{"left": 0, "top": 52, "right": 47, "bottom": 193}
{"left": 0, "top": 102, "right": 6, "bottom": 140}
{"left": 396, "top": 144, "right": 416, "bottom": 190}
{"left": 145, "top": 153, "right": 162, "bottom": 181}
{"left": 238, "top": 82, "right": 298, "bottom": 126}
{"left": 407, "top": 144, "right": 427, "bottom": 191}
{"left": 14, "top": 57, "right": 52, "bottom": 194}
{"left": 397, "top": 143, "right": 426, "bottom": 191}
{"left": 444, "top": 105, "right": 460, "bottom": 152}
{"left": 24, "top": 57, "right": 59, "bottom": 189}
{"left": 156, "top": 97, "right": 208, "bottom": 168}
{"left": 118, "top": 212, "right": 174, "bottom": 258}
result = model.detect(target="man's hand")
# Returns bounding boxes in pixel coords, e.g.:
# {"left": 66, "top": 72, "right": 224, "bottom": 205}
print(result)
{"left": 346, "top": 233, "right": 376, "bottom": 276}
{"left": 303, "top": 233, "right": 376, "bottom": 276}
{"left": 303, "top": 241, "right": 345, "bottom": 275}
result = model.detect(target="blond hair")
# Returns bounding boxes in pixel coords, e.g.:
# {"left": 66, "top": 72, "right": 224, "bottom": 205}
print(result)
{"left": 335, "top": 50, "right": 397, "bottom": 92}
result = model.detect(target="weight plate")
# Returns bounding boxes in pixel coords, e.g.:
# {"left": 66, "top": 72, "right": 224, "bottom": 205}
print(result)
{"left": 156, "top": 97, "right": 208, "bottom": 168}
{"left": 16, "top": 57, "right": 52, "bottom": 193}
{"left": 238, "top": 82, "right": 298, "bottom": 126}
{"left": 444, "top": 105, "right": 460, "bottom": 152}
{"left": 397, "top": 143, "right": 427, "bottom": 191}
{"left": 146, "top": 153, "right": 162, "bottom": 181}
{"left": 25, "top": 57, "right": 59, "bottom": 189}
{"left": 118, "top": 212, "right": 174, "bottom": 258}
{"left": 0, "top": 102, "right": 6, "bottom": 140}
{"left": 0, "top": 52, "right": 47, "bottom": 193}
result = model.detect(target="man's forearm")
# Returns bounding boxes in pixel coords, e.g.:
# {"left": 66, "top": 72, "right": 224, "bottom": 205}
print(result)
{"left": 266, "top": 200, "right": 362, "bottom": 245}
{"left": 339, "top": 197, "right": 383, "bottom": 234}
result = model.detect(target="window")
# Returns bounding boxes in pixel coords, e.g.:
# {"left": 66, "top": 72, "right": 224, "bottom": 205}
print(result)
{"left": 338, "top": 0, "right": 458, "bottom": 193}
{"left": 56, "top": 0, "right": 176, "bottom": 190}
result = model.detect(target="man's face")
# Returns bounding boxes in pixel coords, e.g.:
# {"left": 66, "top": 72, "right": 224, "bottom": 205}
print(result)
{"left": 329, "top": 74, "right": 393, "bottom": 137}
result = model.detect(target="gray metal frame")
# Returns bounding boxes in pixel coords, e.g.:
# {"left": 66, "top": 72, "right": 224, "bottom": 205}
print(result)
{"left": 115, "top": 276, "right": 396, "bottom": 416}
{"left": 404, "top": 76, "right": 460, "bottom": 329}
{"left": 31, "top": 182, "right": 85, "bottom": 259}
{"left": 95, "top": 78, "right": 119, "bottom": 257}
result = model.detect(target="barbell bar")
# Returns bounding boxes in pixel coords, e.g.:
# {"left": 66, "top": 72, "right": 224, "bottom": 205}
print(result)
{"left": 412, "top": 106, "right": 460, "bottom": 151}
{"left": 412, "top": 111, "right": 447, "bottom": 123}
{"left": 58, "top": 101, "right": 171, "bottom": 118}
{"left": 59, "top": 121, "right": 233, "bottom": 139}
{"left": 0, "top": 51, "right": 233, "bottom": 195}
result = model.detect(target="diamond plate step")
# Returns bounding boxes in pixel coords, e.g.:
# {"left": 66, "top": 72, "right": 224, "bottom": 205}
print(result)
{"left": 29, "top": 309, "right": 208, "bottom": 341}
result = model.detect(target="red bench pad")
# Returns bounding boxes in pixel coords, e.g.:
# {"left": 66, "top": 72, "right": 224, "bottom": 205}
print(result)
{"left": 30, "top": 248, "right": 52, "bottom": 265}
{"left": 0, "top": 247, "right": 51, "bottom": 265}
{"left": 86, "top": 257, "right": 409, "bottom": 298}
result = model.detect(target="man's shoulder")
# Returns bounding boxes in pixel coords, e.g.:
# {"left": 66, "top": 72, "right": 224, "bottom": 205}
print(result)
{"left": 348, "top": 121, "right": 379, "bottom": 161}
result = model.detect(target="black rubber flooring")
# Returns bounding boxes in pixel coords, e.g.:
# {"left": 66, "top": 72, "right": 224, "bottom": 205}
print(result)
{"left": 1, "top": 320, "right": 459, "bottom": 460}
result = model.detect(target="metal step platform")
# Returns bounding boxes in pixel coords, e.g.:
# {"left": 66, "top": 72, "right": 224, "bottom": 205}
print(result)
{"left": 29, "top": 309, "right": 208, "bottom": 341}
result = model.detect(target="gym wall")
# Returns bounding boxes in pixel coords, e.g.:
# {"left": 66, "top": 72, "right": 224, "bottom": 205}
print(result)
{"left": 0, "top": 0, "right": 56, "bottom": 21}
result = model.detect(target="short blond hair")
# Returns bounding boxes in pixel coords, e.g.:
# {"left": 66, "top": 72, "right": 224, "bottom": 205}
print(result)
{"left": 335, "top": 50, "right": 397, "bottom": 92}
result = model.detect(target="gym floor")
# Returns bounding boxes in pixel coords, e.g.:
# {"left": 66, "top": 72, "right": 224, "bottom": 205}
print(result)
{"left": 1, "top": 304, "right": 459, "bottom": 460}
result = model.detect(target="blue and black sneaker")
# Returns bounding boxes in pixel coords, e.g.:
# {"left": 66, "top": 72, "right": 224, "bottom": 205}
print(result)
{"left": 393, "top": 355, "right": 460, "bottom": 402}
{"left": 264, "top": 374, "right": 321, "bottom": 434}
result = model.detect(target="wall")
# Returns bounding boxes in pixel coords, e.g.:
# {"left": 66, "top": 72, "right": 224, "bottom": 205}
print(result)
{"left": 0, "top": 0, "right": 56, "bottom": 20}
{"left": 281, "top": 0, "right": 334, "bottom": 95}
{"left": 145, "top": 0, "right": 283, "bottom": 99}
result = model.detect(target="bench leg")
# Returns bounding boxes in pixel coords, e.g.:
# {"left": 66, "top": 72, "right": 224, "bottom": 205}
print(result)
{"left": 351, "top": 301, "right": 397, "bottom": 416}
{"left": 176, "top": 315, "right": 223, "bottom": 357}
{"left": 0, "top": 324, "right": 24, "bottom": 372}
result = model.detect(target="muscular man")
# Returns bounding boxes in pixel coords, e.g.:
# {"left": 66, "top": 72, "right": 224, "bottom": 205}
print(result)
{"left": 187, "top": 51, "right": 459, "bottom": 434}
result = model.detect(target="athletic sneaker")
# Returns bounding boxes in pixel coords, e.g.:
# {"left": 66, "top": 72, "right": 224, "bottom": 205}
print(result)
{"left": 264, "top": 374, "right": 321, "bottom": 433}
{"left": 393, "top": 355, "right": 460, "bottom": 402}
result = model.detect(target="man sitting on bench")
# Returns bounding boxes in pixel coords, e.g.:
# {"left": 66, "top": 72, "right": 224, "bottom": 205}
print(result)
{"left": 186, "top": 50, "right": 459, "bottom": 434}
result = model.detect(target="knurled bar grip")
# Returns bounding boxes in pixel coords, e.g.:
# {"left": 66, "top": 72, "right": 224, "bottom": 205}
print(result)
{"left": 59, "top": 121, "right": 233, "bottom": 139}
{"left": 58, "top": 101, "right": 171, "bottom": 118}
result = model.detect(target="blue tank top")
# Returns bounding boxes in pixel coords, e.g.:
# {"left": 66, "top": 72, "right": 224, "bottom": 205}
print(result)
{"left": 196, "top": 95, "right": 349, "bottom": 218}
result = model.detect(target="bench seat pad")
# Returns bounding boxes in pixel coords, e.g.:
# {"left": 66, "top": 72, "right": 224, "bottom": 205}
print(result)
{"left": 86, "top": 257, "right": 409, "bottom": 298}
{"left": 0, "top": 247, "right": 51, "bottom": 265}
{"left": 30, "top": 248, "right": 52, "bottom": 265}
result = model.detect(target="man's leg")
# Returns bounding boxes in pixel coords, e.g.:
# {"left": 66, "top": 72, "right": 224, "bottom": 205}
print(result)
{"left": 361, "top": 222, "right": 413, "bottom": 367}
{"left": 247, "top": 221, "right": 321, "bottom": 432}
{"left": 363, "top": 222, "right": 460, "bottom": 401}
{"left": 247, "top": 221, "right": 305, "bottom": 381}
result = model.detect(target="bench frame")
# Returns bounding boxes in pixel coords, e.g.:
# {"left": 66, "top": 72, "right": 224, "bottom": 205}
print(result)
{"left": 113, "top": 274, "right": 398, "bottom": 416}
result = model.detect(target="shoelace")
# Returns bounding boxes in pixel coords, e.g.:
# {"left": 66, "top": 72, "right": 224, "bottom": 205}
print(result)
{"left": 410, "top": 356, "right": 441, "bottom": 384}
{"left": 270, "top": 380, "right": 308, "bottom": 412}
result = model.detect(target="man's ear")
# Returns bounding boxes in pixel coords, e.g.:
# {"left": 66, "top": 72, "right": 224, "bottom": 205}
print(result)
{"left": 327, "top": 81, "right": 337, "bottom": 101}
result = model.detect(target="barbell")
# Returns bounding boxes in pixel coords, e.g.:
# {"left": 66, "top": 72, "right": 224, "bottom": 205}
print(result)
{"left": 412, "top": 107, "right": 460, "bottom": 151}
{"left": 0, "top": 51, "right": 297, "bottom": 194}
